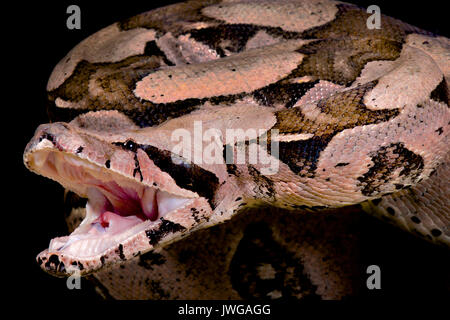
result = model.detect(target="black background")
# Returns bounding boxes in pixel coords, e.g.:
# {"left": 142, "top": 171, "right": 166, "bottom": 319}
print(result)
{"left": 6, "top": 0, "right": 449, "bottom": 306}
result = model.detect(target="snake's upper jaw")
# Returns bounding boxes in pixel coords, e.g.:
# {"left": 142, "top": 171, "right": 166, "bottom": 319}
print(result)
{"left": 24, "top": 123, "right": 214, "bottom": 276}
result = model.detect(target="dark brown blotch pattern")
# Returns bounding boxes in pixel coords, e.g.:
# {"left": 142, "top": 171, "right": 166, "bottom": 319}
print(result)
{"left": 357, "top": 143, "right": 424, "bottom": 197}
{"left": 300, "top": 3, "right": 431, "bottom": 42}
{"left": 272, "top": 82, "right": 400, "bottom": 177}
{"left": 229, "top": 222, "right": 319, "bottom": 300}
{"left": 293, "top": 38, "right": 403, "bottom": 86}
{"left": 429, "top": 77, "right": 449, "bottom": 105}
{"left": 146, "top": 218, "right": 187, "bottom": 246}
{"left": 138, "top": 251, "right": 166, "bottom": 270}
{"left": 118, "top": 0, "right": 220, "bottom": 35}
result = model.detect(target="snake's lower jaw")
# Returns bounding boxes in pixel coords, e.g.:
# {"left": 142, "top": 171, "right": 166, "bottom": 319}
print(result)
{"left": 36, "top": 194, "right": 213, "bottom": 276}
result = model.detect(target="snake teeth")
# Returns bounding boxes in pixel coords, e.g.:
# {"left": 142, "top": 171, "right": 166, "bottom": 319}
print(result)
{"left": 141, "top": 187, "right": 190, "bottom": 220}
{"left": 141, "top": 187, "right": 158, "bottom": 220}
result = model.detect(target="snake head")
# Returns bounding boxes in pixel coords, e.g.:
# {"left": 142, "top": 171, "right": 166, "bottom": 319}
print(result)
{"left": 24, "top": 113, "right": 249, "bottom": 276}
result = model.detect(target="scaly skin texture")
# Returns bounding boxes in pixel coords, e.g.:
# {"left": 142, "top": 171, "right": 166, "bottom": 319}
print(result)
{"left": 23, "top": 0, "right": 449, "bottom": 298}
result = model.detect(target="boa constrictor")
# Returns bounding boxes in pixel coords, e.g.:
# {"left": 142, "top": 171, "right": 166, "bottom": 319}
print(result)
{"left": 24, "top": 0, "right": 449, "bottom": 299}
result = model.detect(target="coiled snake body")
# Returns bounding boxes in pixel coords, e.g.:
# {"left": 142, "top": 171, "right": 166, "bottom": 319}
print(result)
{"left": 24, "top": 0, "right": 449, "bottom": 299}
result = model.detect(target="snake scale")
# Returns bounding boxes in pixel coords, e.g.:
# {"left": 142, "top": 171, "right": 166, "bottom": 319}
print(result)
{"left": 23, "top": 0, "right": 449, "bottom": 299}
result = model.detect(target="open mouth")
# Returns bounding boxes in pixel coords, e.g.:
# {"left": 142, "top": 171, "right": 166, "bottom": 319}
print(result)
{"left": 30, "top": 150, "right": 193, "bottom": 259}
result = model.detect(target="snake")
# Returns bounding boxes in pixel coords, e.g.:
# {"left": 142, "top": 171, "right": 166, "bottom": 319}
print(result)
{"left": 23, "top": 0, "right": 449, "bottom": 299}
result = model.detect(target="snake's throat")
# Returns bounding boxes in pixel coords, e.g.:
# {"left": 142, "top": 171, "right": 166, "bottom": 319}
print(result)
{"left": 27, "top": 149, "right": 194, "bottom": 268}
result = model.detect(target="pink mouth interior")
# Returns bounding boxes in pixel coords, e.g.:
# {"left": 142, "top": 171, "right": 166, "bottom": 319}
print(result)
{"left": 85, "top": 180, "right": 159, "bottom": 236}
{"left": 92, "top": 180, "right": 159, "bottom": 222}
{"left": 32, "top": 151, "right": 191, "bottom": 256}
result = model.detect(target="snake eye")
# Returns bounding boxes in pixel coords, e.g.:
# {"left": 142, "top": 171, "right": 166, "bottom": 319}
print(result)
{"left": 124, "top": 140, "right": 137, "bottom": 152}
